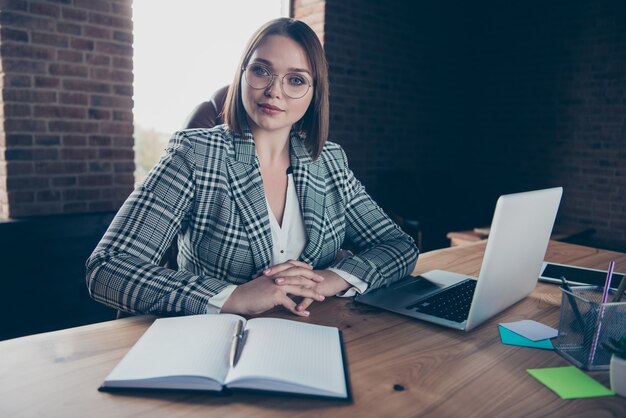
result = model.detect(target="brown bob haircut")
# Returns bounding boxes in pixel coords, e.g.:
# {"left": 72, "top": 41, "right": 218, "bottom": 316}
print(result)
{"left": 223, "top": 18, "right": 329, "bottom": 160}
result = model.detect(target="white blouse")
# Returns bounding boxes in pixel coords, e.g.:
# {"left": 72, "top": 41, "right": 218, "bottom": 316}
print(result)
{"left": 207, "top": 173, "right": 367, "bottom": 313}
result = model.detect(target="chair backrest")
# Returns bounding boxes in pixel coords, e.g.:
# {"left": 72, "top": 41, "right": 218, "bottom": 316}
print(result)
{"left": 181, "top": 85, "right": 229, "bottom": 129}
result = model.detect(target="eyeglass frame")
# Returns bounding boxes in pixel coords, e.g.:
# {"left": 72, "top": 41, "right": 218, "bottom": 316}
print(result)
{"left": 241, "top": 62, "right": 313, "bottom": 99}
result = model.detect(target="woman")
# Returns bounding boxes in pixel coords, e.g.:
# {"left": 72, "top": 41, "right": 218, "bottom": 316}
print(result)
{"left": 86, "top": 18, "right": 418, "bottom": 318}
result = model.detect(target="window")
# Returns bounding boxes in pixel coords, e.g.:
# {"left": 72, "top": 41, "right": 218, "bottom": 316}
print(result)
{"left": 132, "top": 0, "right": 287, "bottom": 182}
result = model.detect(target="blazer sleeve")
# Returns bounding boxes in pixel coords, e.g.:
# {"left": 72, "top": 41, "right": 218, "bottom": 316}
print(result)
{"left": 330, "top": 147, "right": 419, "bottom": 290}
{"left": 85, "top": 131, "right": 231, "bottom": 315}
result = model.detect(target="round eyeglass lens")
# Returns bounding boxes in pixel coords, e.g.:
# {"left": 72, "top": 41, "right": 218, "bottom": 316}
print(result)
{"left": 244, "top": 64, "right": 310, "bottom": 99}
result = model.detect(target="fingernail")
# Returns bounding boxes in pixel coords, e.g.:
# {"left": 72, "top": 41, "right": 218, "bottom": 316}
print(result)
{"left": 264, "top": 268, "right": 271, "bottom": 274}
{"left": 319, "top": 295, "right": 325, "bottom": 301}
{"left": 275, "top": 278, "right": 284, "bottom": 284}
{"left": 318, "top": 275, "right": 325, "bottom": 281}
{"left": 303, "top": 311, "right": 310, "bottom": 316}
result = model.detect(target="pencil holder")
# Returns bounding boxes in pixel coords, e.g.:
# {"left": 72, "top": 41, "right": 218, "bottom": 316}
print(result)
{"left": 554, "top": 286, "right": 626, "bottom": 371}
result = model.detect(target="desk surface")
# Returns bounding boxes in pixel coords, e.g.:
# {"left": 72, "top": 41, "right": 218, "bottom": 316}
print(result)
{"left": 2, "top": 241, "right": 625, "bottom": 417}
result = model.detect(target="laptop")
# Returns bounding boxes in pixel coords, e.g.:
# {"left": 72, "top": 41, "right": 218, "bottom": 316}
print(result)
{"left": 356, "top": 187, "right": 563, "bottom": 331}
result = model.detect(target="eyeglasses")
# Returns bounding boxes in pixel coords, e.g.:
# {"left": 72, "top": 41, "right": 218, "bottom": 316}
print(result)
{"left": 243, "top": 63, "right": 312, "bottom": 99}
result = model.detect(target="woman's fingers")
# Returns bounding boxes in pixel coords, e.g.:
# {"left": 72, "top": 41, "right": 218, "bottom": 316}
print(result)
{"left": 279, "top": 294, "right": 310, "bottom": 317}
{"left": 263, "top": 260, "right": 313, "bottom": 276}
{"left": 274, "top": 275, "right": 323, "bottom": 288}
{"left": 272, "top": 268, "right": 324, "bottom": 284}
{"left": 281, "top": 285, "right": 325, "bottom": 302}
{"left": 296, "top": 297, "right": 315, "bottom": 312}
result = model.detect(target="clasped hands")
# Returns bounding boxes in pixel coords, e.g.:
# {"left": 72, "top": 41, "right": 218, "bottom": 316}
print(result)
{"left": 221, "top": 260, "right": 350, "bottom": 317}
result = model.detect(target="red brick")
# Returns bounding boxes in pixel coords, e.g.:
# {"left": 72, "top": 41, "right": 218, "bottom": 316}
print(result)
{"left": 70, "top": 37, "right": 95, "bottom": 51}
{"left": 100, "top": 122, "right": 133, "bottom": 135}
{"left": 85, "top": 53, "right": 110, "bottom": 66}
{"left": 57, "top": 49, "right": 84, "bottom": 63}
{"left": 62, "top": 78, "right": 110, "bottom": 93}
{"left": 113, "top": 110, "right": 132, "bottom": 122}
{"left": 0, "top": 43, "right": 55, "bottom": 60}
{"left": 34, "top": 105, "right": 86, "bottom": 119}
{"left": 0, "top": 11, "right": 56, "bottom": 31}
{"left": 89, "top": 162, "right": 112, "bottom": 173}
{"left": 89, "top": 12, "right": 131, "bottom": 30}
{"left": 112, "top": 56, "right": 132, "bottom": 69}
{"left": 5, "top": 119, "right": 47, "bottom": 133}
{"left": 90, "top": 94, "right": 132, "bottom": 108}
{"left": 88, "top": 108, "right": 111, "bottom": 120}
{"left": 59, "top": 92, "right": 88, "bottom": 106}
{"left": 62, "top": 7, "right": 88, "bottom": 22}
{"left": 35, "top": 161, "right": 86, "bottom": 175}
{"left": 63, "top": 188, "right": 100, "bottom": 200}
{"left": 114, "top": 162, "right": 135, "bottom": 173}
{"left": 0, "top": 27, "right": 29, "bottom": 42}
{"left": 48, "top": 120, "right": 98, "bottom": 133}
{"left": 63, "top": 135, "right": 88, "bottom": 146}
{"left": 6, "top": 162, "right": 34, "bottom": 175}
{"left": 113, "top": 136, "right": 133, "bottom": 147}
{"left": 31, "top": 31, "right": 68, "bottom": 47}
{"left": 4, "top": 104, "right": 32, "bottom": 118}
{"left": 79, "top": 174, "right": 113, "bottom": 187}
{"left": 35, "top": 135, "right": 61, "bottom": 146}
{"left": 1, "top": 59, "right": 47, "bottom": 74}
{"left": 7, "top": 176, "right": 50, "bottom": 189}
{"left": 8, "top": 190, "right": 35, "bottom": 203}
{"left": 94, "top": 40, "right": 132, "bottom": 56}
{"left": 76, "top": 0, "right": 110, "bottom": 13}
{"left": 61, "top": 148, "right": 98, "bottom": 160}
{"left": 34, "top": 76, "right": 61, "bottom": 88}
{"left": 52, "top": 177, "right": 78, "bottom": 187}
{"left": 56, "top": 21, "right": 82, "bottom": 35}
{"left": 3, "top": 74, "right": 31, "bottom": 88}
{"left": 90, "top": 67, "right": 133, "bottom": 83}
{"left": 29, "top": 2, "right": 61, "bottom": 18}
{"left": 84, "top": 24, "right": 111, "bottom": 39}
{"left": 49, "top": 63, "right": 88, "bottom": 78}
{"left": 88, "top": 135, "right": 111, "bottom": 147}
{"left": 5, "top": 134, "right": 32, "bottom": 146}
{"left": 36, "top": 190, "right": 62, "bottom": 202}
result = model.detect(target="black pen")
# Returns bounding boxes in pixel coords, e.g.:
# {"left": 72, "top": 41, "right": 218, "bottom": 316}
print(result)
{"left": 560, "top": 276, "right": 586, "bottom": 331}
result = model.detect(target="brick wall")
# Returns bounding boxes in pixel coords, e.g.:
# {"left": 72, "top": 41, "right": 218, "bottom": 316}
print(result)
{"left": 293, "top": 0, "right": 626, "bottom": 251}
{"left": 320, "top": 0, "right": 467, "bottom": 249}
{"left": 459, "top": 0, "right": 626, "bottom": 250}
{"left": 0, "top": 0, "right": 134, "bottom": 218}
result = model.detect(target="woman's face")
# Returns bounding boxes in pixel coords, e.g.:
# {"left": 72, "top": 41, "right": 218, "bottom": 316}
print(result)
{"left": 242, "top": 35, "right": 314, "bottom": 138}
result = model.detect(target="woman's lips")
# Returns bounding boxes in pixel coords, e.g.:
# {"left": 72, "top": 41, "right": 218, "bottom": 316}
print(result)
{"left": 258, "top": 103, "right": 284, "bottom": 115}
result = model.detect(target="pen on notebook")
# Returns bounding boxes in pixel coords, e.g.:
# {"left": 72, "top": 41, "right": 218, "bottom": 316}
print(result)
{"left": 588, "top": 260, "right": 615, "bottom": 365}
{"left": 560, "top": 276, "right": 585, "bottom": 330}
{"left": 229, "top": 320, "right": 244, "bottom": 368}
{"left": 612, "top": 272, "right": 626, "bottom": 302}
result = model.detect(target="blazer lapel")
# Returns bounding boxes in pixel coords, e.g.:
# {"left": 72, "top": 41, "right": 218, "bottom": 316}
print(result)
{"left": 227, "top": 129, "right": 272, "bottom": 272}
{"left": 290, "top": 131, "right": 327, "bottom": 265}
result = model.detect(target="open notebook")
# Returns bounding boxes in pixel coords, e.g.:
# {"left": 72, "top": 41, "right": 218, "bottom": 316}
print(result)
{"left": 99, "top": 314, "right": 351, "bottom": 400}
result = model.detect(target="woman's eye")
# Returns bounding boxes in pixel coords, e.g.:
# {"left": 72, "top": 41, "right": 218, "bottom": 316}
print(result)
{"left": 251, "top": 65, "right": 270, "bottom": 76}
{"left": 288, "top": 75, "right": 306, "bottom": 86}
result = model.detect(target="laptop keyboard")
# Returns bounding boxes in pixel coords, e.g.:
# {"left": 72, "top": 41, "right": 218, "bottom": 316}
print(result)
{"left": 405, "top": 279, "right": 477, "bottom": 323}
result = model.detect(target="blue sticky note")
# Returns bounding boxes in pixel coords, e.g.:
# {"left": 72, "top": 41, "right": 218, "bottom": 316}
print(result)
{"left": 498, "top": 325, "right": 554, "bottom": 350}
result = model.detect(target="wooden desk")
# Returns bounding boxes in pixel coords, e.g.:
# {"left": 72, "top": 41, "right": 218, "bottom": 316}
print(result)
{"left": 1, "top": 241, "right": 625, "bottom": 417}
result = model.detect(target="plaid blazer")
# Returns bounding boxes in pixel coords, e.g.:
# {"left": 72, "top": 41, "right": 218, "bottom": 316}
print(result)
{"left": 86, "top": 126, "right": 418, "bottom": 315}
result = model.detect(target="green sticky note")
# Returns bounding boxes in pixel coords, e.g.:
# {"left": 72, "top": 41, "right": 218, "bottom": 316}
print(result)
{"left": 498, "top": 325, "right": 554, "bottom": 350}
{"left": 527, "top": 366, "right": 615, "bottom": 399}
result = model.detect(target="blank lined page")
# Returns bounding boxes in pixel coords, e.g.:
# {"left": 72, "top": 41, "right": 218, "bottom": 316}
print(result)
{"left": 226, "top": 318, "right": 346, "bottom": 398}
{"left": 104, "top": 314, "right": 242, "bottom": 388}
